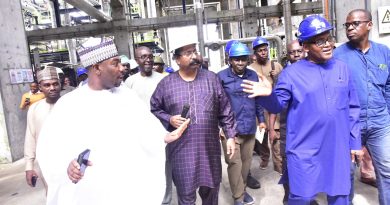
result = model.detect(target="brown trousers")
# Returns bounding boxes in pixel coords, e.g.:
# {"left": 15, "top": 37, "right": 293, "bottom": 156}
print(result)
{"left": 221, "top": 134, "right": 256, "bottom": 200}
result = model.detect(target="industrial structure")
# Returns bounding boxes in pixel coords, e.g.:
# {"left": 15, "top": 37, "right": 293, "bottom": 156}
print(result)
{"left": 0, "top": 0, "right": 389, "bottom": 162}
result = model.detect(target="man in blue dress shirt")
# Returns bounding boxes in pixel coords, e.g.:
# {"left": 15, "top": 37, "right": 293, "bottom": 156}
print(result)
{"left": 218, "top": 43, "right": 266, "bottom": 205}
{"left": 334, "top": 9, "right": 390, "bottom": 205}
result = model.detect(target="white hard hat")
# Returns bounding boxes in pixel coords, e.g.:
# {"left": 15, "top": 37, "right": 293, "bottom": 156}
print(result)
{"left": 56, "top": 67, "right": 64, "bottom": 74}
{"left": 170, "top": 39, "right": 198, "bottom": 53}
{"left": 129, "top": 59, "right": 138, "bottom": 69}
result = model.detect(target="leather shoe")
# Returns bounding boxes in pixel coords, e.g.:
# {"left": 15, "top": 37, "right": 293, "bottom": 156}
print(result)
{"left": 246, "top": 174, "right": 261, "bottom": 189}
{"left": 243, "top": 192, "right": 255, "bottom": 204}
{"left": 260, "top": 161, "right": 269, "bottom": 170}
{"left": 234, "top": 200, "right": 244, "bottom": 205}
{"left": 360, "top": 177, "right": 377, "bottom": 187}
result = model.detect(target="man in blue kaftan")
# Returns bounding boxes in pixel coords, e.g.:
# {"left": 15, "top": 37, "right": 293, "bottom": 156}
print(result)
{"left": 241, "top": 15, "right": 362, "bottom": 205}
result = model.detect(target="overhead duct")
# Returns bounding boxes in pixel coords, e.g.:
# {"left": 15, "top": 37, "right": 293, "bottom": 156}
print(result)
{"left": 64, "top": 0, "right": 112, "bottom": 22}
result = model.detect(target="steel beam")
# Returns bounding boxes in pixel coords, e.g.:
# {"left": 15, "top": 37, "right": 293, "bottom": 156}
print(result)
{"left": 64, "top": 0, "right": 112, "bottom": 22}
{"left": 27, "top": 1, "right": 322, "bottom": 42}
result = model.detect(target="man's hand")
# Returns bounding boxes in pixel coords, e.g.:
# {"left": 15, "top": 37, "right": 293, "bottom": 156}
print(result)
{"left": 226, "top": 138, "right": 236, "bottom": 159}
{"left": 165, "top": 119, "right": 190, "bottom": 143}
{"left": 351, "top": 150, "right": 364, "bottom": 165}
{"left": 241, "top": 73, "right": 272, "bottom": 98}
{"left": 67, "top": 159, "right": 92, "bottom": 183}
{"left": 25, "top": 170, "right": 38, "bottom": 187}
{"left": 169, "top": 115, "right": 187, "bottom": 128}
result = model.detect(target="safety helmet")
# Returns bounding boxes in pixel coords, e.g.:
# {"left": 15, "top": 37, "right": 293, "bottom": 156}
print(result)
{"left": 154, "top": 56, "right": 165, "bottom": 64}
{"left": 77, "top": 67, "right": 88, "bottom": 77}
{"left": 120, "top": 55, "right": 131, "bottom": 64}
{"left": 229, "top": 43, "right": 251, "bottom": 57}
{"left": 252, "top": 37, "right": 269, "bottom": 50}
{"left": 225, "top": 40, "right": 239, "bottom": 53}
{"left": 165, "top": 66, "right": 175, "bottom": 73}
{"left": 297, "top": 15, "right": 333, "bottom": 43}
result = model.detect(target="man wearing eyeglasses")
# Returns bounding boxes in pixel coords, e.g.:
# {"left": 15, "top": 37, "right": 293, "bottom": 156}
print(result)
{"left": 334, "top": 9, "right": 390, "bottom": 205}
{"left": 151, "top": 41, "right": 237, "bottom": 205}
{"left": 124, "top": 46, "right": 163, "bottom": 107}
{"left": 240, "top": 15, "right": 362, "bottom": 205}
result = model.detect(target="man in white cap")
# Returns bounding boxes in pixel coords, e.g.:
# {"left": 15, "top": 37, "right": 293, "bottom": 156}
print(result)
{"left": 24, "top": 66, "right": 61, "bottom": 190}
{"left": 37, "top": 39, "right": 189, "bottom": 205}
{"left": 150, "top": 41, "right": 236, "bottom": 205}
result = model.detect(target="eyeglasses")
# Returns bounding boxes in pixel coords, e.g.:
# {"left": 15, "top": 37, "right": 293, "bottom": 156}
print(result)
{"left": 180, "top": 50, "right": 199, "bottom": 57}
{"left": 136, "top": 54, "right": 154, "bottom": 60}
{"left": 308, "top": 36, "right": 335, "bottom": 47}
{"left": 288, "top": 49, "right": 303, "bottom": 55}
{"left": 342, "top": 21, "right": 370, "bottom": 29}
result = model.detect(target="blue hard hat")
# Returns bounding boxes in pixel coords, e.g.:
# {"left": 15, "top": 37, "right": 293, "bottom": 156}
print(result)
{"left": 252, "top": 37, "right": 269, "bottom": 50}
{"left": 77, "top": 67, "right": 88, "bottom": 77}
{"left": 225, "top": 40, "right": 240, "bottom": 53}
{"left": 229, "top": 43, "right": 251, "bottom": 57}
{"left": 298, "top": 15, "right": 333, "bottom": 43}
{"left": 165, "top": 66, "right": 175, "bottom": 73}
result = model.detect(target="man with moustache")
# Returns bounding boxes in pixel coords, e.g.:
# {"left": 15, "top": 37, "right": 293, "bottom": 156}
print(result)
{"left": 37, "top": 40, "right": 189, "bottom": 205}
{"left": 241, "top": 15, "right": 362, "bottom": 205}
{"left": 125, "top": 46, "right": 164, "bottom": 106}
{"left": 24, "top": 66, "right": 61, "bottom": 190}
{"left": 334, "top": 9, "right": 390, "bottom": 205}
{"left": 151, "top": 41, "right": 237, "bottom": 205}
{"left": 218, "top": 42, "right": 265, "bottom": 205}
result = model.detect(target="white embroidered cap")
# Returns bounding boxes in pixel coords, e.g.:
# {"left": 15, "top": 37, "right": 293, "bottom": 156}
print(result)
{"left": 77, "top": 40, "right": 119, "bottom": 68}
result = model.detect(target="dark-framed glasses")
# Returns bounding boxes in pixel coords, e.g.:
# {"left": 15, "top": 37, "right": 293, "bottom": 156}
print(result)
{"left": 342, "top": 21, "right": 370, "bottom": 29}
{"left": 180, "top": 50, "right": 199, "bottom": 57}
{"left": 309, "top": 36, "right": 335, "bottom": 47}
{"left": 137, "top": 54, "right": 154, "bottom": 60}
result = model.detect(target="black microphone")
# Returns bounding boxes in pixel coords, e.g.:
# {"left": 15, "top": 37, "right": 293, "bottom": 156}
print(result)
{"left": 181, "top": 104, "right": 190, "bottom": 118}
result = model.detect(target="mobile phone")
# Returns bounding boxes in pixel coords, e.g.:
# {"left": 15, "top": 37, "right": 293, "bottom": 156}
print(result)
{"left": 77, "top": 149, "right": 90, "bottom": 174}
{"left": 31, "top": 176, "right": 38, "bottom": 187}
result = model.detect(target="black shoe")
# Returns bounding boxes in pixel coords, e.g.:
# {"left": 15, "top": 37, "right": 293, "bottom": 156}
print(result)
{"left": 246, "top": 174, "right": 261, "bottom": 189}
{"left": 310, "top": 200, "right": 319, "bottom": 205}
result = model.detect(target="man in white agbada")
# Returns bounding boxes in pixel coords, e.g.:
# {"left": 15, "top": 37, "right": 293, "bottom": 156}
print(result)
{"left": 37, "top": 39, "right": 189, "bottom": 205}
{"left": 24, "top": 66, "right": 61, "bottom": 189}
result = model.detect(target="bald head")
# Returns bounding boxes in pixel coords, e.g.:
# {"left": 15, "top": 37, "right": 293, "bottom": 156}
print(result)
{"left": 287, "top": 40, "right": 304, "bottom": 63}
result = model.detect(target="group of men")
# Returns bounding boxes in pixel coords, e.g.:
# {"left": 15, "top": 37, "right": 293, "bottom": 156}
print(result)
{"left": 20, "top": 7, "right": 389, "bottom": 205}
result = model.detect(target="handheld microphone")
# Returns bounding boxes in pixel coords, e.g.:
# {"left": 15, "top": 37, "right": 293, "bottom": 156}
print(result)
{"left": 181, "top": 104, "right": 190, "bottom": 118}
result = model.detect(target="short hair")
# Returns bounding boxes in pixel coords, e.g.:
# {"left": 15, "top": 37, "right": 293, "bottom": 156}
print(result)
{"left": 348, "top": 9, "right": 372, "bottom": 21}
{"left": 135, "top": 46, "right": 151, "bottom": 58}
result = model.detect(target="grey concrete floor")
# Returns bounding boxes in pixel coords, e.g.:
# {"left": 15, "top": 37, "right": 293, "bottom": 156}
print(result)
{"left": 0, "top": 154, "right": 379, "bottom": 205}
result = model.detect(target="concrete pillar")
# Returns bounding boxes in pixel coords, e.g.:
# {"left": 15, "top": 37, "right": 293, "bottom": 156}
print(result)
{"left": 112, "top": 5, "right": 132, "bottom": 58}
{"left": 0, "top": 0, "right": 32, "bottom": 162}
{"left": 334, "top": 0, "right": 365, "bottom": 43}
{"left": 243, "top": 0, "right": 258, "bottom": 38}
{"left": 195, "top": 0, "right": 205, "bottom": 56}
{"left": 64, "top": 4, "right": 78, "bottom": 66}
{"left": 283, "top": 0, "right": 293, "bottom": 44}
{"left": 229, "top": 0, "right": 240, "bottom": 39}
